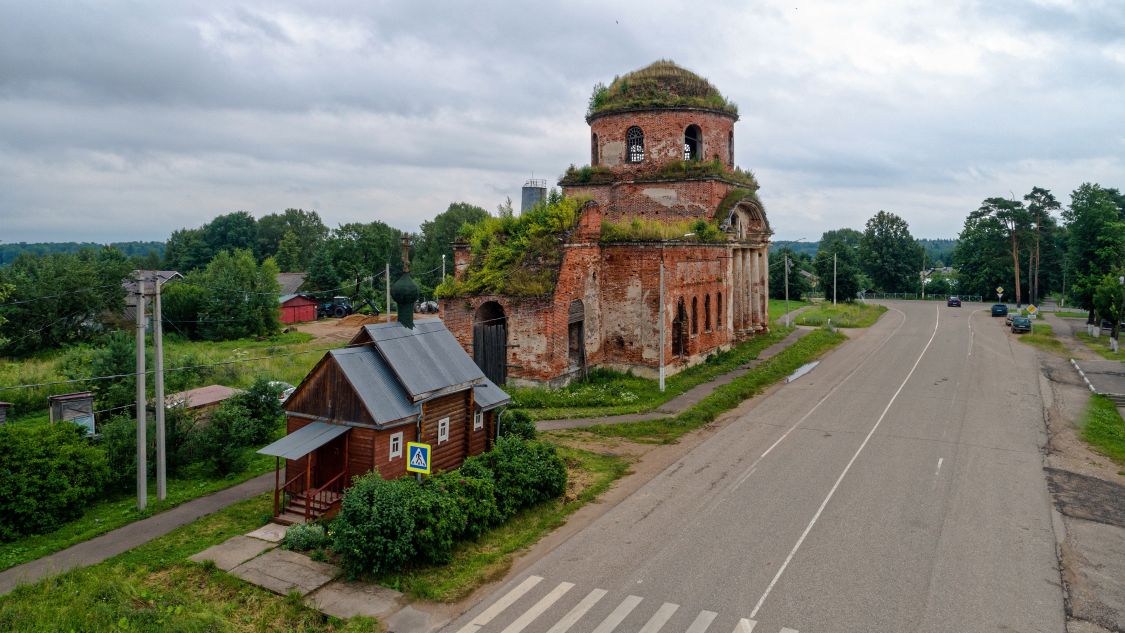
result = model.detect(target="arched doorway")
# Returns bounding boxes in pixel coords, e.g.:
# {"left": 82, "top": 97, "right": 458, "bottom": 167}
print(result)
{"left": 567, "top": 299, "right": 585, "bottom": 374}
{"left": 672, "top": 298, "right": 688, "bottom": 358}
{"left": 473, "top": 301, "right": 507, "bottom": 385}
{"left": 684, "top": 124, "right": 702, "bottom": 161}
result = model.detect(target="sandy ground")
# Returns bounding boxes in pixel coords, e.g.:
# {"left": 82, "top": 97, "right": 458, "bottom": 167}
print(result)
{"left": 292, "top": 313, "right": 439, "bottom": 344}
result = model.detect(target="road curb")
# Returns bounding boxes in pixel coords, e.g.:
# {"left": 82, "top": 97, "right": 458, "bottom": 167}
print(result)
{"left": 1070, "top": 358, "right": 1097, "bottom": 393}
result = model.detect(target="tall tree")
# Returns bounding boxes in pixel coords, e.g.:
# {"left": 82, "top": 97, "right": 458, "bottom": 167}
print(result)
{"left": 257, "top": 208, "right": 328, "bottom": 266}
{"left": 1064, "top": 183, "right": 1124, "bottom": 318}
{"left": 163, "top": 227, "right": 211, "bottom": 272}
{"left": 814, "top": 230, "right": 862, "bottom": 302}
{"left": 1023, "top": 187, "right": 1061, "bottom": 305}
{"left": 412, "top": 202, "right": 490, "bottom": 295}
{"left": 195, "top": 250, "right": 281, "bottom": 340}
{"left": 769, "top": 247, "right": 812, "bottom": 301}
{"left": 329, "top": 221, "right": 403, "bottom": 303}
{"left": 969, "top": 197, "right": 1029, "bottom": 305}
{"left": 859, "top": 210, "right": 923, "bottom": 293}
{"left": 953, "top": 212, "right": 1010, "bottom": 299}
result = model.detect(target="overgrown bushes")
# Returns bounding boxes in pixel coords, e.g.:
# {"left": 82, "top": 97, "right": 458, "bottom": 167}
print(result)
{"left": 600, "top": 218, "right": 724, "bottom": 243}
{"left": 0, "top": 423, "right": 109, "bottom": 541}
{"left": 283, "top": 523, "right": 327, "bottom": 552}
{"left": 332, "top": 436, "right": 567, "bottom": 578}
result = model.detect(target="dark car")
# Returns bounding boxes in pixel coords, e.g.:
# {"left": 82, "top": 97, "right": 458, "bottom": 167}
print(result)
{"left": 1010, "top": 316, "right": 1032, "bottom": 333}
{"left": 991, "top": 304, "right": 1008, "bottom": 317}
{"left": 947, "top": 296, "right": 961, "bottom": 307}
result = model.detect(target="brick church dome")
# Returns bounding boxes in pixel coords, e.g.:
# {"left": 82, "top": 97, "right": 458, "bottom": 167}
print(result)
{"left": 587, "top": 60, "right": 738, "bottom": 121}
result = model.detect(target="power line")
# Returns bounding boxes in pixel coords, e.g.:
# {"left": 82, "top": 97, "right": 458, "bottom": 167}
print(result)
{"left": 0, "top": 282, "right": 124, "bottom": 308}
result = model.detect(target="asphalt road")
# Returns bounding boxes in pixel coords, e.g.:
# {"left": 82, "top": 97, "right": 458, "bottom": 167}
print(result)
{"left": 444, "top": 301, "right": 1064, "bottom": 633}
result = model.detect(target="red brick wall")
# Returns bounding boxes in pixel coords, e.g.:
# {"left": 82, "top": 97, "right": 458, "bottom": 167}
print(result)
{"left": 589, "top": 109, "right": 736, "bottom": 171}
{"left": 564, "top": 179, "right": 736, "bottom": 224}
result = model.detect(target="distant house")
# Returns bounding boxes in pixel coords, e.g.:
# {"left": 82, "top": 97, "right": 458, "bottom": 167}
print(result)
{"left": 48, "top": 392, "right": 95, "bottom": 435}
{"left": 276, "top": 272, "right": 308, "bottom": 296}
{"left": 259, "top": 319, "right": 511, "bottom": 524}
{"left": 123, "top": 270, "right": 183, "bottom": 321}
{"left": 166, "top": 384, "right": 241, "bottom": 419}
{"left": 279, "top": 294, "right": 318, "bottom": 324}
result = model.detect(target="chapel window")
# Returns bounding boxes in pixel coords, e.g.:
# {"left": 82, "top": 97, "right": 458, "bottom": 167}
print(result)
{"left": 627, "top": 126, "right": 645, "bottom": 163}
{"left": 591, "top": 133, "right": 599, "bottom": 166}
{"left": 684, "top": 125, "right": 702, "bottom": 161}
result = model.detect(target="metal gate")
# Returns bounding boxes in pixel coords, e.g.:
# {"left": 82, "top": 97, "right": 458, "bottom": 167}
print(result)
{"left": 474, "top": 322, "right": 507, "bottom": 385}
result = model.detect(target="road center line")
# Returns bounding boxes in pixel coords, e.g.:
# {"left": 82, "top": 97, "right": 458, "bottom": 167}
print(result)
{"left": 749, "top": 305, "right": 941, "bottom": 619}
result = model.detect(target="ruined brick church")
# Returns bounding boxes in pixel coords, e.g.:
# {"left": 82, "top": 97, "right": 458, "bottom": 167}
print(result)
{"left": 441, "top": 61, "right": 771, "bottom": 387}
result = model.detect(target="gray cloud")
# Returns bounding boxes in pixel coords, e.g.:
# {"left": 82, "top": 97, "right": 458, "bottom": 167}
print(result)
{"left": 0, "top": 0, "right": 1122, "bottom": 244}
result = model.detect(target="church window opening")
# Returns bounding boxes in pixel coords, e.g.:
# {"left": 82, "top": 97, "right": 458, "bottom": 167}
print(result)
{"left": 691, "top": 297, "right": 699, "bottom": 335}
{"left": 627, "top": 126, "right": 645, "bottom": 163}
{"left": 684, "top": 125, "right": 702, "bottom": 161}
{"left": 717, "top": 292, "right": 723, "bottom": 329}
{"left": 591, "top": 133, "right": 599, "bottom": 166}
{"left": 704, "top": 294, "right": 712, "bottom": 332}
{"left": 728, "top": 131, "right": 734, "bottom": 165}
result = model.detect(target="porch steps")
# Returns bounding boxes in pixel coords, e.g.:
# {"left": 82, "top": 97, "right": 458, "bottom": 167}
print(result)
{"left": 272, "top": 491, "right": 342, "bottom": 525}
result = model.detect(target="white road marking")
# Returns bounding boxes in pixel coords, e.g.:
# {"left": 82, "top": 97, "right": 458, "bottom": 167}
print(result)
{"left": 702, "top": 307, "right": 910, "bottom": 512}
{"left": 732, "top": 618, "right": 757, "bottom": 633}
{"left": 779, "top": 628, "right": 800, "bottom": 633}
{"left": 749, "top": 305, "right": 942, "bottom": 619}
{"left": 499, "top": 581, "right": 574, "bottom": 633}
{"left": 685, "top": 610, "right": 719, "bottom": 633}
{"left": 935, "top": 457, "right": 944, "bottom": 476}
{"left": 456, "top": 576, "right": 542, "bottom": 633}
{"left": 590, "top": 595, "right": 643, "bottom": 633}
{"left": 732, "top": 467, "right": 758, "bottom": 490}
{"left": 544, "top": 588, "right": 607, "bottom": 633}
{"left": 637, "top": 602, "right": 679, "bottom": 633}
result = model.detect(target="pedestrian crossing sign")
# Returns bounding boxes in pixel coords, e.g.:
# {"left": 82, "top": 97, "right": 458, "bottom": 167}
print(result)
{"left": 407, "top": 442, "right": 431, "bottom": 474}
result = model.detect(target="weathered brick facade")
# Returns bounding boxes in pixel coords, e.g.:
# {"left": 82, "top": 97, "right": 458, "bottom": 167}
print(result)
{"left": 441, "top": 63, "right": 771, "bottom": 387}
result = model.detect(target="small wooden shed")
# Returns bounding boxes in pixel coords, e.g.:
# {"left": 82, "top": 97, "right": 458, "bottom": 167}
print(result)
{"left": 279, "top": 294, "right": 318, "bottom": 324}
{"left": 48, "top": 392, "right": 95, "bottom": 435}
{"left": 258, "top": 320, "right": 511, "bottom": 524}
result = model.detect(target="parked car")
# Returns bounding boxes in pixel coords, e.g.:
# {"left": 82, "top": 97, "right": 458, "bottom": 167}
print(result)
{"left": 268, "top": 380, "right": 296, "bottom": 404}
{"left": 1010, "top": 316, "right": 1032, "bottom": 333}
{"left": 991, "top": 304, "right": 1008, "bottom": 317}
{"left": 947, "top": 296, "right": 961, "bottom": 307}
{"left": 1005, "top": 312, "right": 1016, "bottom": 326}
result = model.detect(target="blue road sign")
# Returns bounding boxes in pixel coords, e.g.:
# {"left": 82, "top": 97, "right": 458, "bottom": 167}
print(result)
{"left": 407, "top": 442, "right": 431, "bottom": 474}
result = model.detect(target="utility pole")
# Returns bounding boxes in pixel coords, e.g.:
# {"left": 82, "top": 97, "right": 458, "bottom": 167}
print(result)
{"left": 833, "top": 253, "right": 837, "bottom": 306}
{"left": 784, "top": 254, "right": 790, "bottom": 327}
{"left": 658, "top": 256, "right": 665, "bottom": 393}
{"left": 134, "top": 274, "right": 147, "bottom": 511}
{"left": 441, "top": 253, "right": 446, "bottom": 283}
{"left": 921, "top": 250, "right": 926, "bottom": 300}
{"left": 385, "top": 262, "right": 391, "bottom": 323}
{"left": 154, "top": 276, "right": 166, "bottom": 501}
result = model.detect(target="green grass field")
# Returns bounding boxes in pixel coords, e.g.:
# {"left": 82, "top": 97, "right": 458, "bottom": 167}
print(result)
{"left": 585, "top": 328, "right": 846, "bottom": 444}
{"left": 1051, "top": 310, "right": 1089, "bottom": 319}
{"left": 1080, "top": 395, "right": 1125, "bottom": 468}
{"left": 768, "top": 298, "right": 811, "bottom": 324}
{"left": 1076, "top": 332, "right": 1125, "bottom": 362}
{"left": 1017, "top": 323, "right": 1069, "bottom": 357}
{"left": 509, "top": 328, "right": 792, "bottom": 420}
{"left": 795, "top": 303, "right": 887, "bottom": 328}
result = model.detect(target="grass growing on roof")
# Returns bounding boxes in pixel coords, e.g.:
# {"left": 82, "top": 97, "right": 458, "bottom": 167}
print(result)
{"left": 0, "top": 492, "right": 377, "bottom": 632}
{"left": 600, "top": 218, "right": 724, "bottom": 243}
{"left": 508, "top": 328, "right": 791, "bottom": 420}
{"left": 375, "top": 444, "right": 629, "bottom": 602}
{"left": 435, "top": 196, "right": 585, "bottom": 298}
{"left": 586, "top": 60, "right": 738, "bottom": 117}
{"left": 796, "top": 303, "right": 887, "bottom": 329}
{"left": 1080, "top": 395, "right": 1125, "bottom": 466}
{"left": 584, "top": 328, "right": 846, "bottom": 444}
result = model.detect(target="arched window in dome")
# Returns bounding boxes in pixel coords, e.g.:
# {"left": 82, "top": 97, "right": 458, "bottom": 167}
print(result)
{"left": 728, "top": 131, "right": 734, "bottom": 165}
{"left": 591, "top": 133, "right": 599, "bottom": 166}
{"left": 626, "top": 126, "right": 645, "bottom": 163}
{"left": 684, "top": 125, "right": 703, "bottom": 161}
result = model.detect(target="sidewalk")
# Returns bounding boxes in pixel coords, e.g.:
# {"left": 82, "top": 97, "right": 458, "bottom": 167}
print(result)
{"left": 538, "top": 326, "right": 813, "bottom": 432}
{"left": 0, "top": 471, "right": 275, "bottom": 595}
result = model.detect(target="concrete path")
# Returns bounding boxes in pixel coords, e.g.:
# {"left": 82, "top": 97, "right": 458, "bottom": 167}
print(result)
{"left": 537, "top": 327, "right": 813, "bottom": 432}
{"left": 0, "top": 471, "right": 275, "bottom": 595}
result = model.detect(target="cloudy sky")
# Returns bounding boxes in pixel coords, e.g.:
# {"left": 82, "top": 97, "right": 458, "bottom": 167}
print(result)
{"left": 1, "top": 0, "right": 1123, "bottom": 244}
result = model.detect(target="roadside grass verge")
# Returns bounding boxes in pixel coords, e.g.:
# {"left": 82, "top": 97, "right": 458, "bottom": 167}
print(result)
{"left": 1075, "top": 332, "right": 1125, "bottom": 362}
{"left": 1080, "top": 395, "right": 1125, "bottom": 467}
{"left": 1016, "top": 323, "right": 1069, "bottom": 357}
{"left": 0, "top": 493, "right": 377, "bottom": 632}
{"left": 0, "top": 451, "right": 273, "bottom": 573}
{"left": 1050, "top": 310, "right": 1088, "bottom": 319}
{"left": 768, "top": 298, "right": 810, "bottom": 324}
{"left": 509, "top": 328, "right": 792, "bottom": 420}
{"left": 375, "top": 445, "right": 630, "bottom": 602}
{"left": 584, "top": 328, "right": 847, "bottom": 444}
{"left": 795, "top": 303, "right": 886, "bottom": 329}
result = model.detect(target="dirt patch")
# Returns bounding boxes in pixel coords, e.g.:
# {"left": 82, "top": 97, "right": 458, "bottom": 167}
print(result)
{"left": 544, "top": 430, "right": 650, "bottom": 459}
{"left": 1047, "top": 468, "right": 1125, "bottom": 528}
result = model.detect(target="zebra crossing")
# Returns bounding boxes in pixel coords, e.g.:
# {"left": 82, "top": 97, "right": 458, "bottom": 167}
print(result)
{"left": 453, "top": 576, "right": 799, "bottom": 633}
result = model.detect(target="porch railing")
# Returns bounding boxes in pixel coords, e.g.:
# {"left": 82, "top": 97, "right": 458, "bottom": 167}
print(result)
{"left": 276, "top": 471, "right": 306, "bottom": 516}
{"left": 306, "top": 470, "right": 346, "bottom": 522}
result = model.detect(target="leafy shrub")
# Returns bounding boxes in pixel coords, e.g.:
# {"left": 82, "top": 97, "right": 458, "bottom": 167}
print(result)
{"left": 431, "top": 471, "right": 501, "bottom": 540}
{"left": 96, "top": 414, "right": 145, "bottom": 489}
{"left": 0, "top": 422, "right": 109, "bottom": 541}
{"left": 191, "top": 401, "right": 255, "bottom": 475}
{"left": 284, "top": 523, "right": 327, "bottom": 552}
{"left": 499, "top": 409, "right": 537, "bottom": 440}
{"left": 228, "top": 376, "right": 284, "bottom": 445}
{"left": 476, "top": 437, "right": 567, "bottom": 519}
{"left": 332, "top": 474, "right": 418, "bottom": 578}
{"left": 600, "top": 218, "right": 725, "bottom": 243}
{"left": 409, "top": 480, "right": 465, "bottom": 565}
